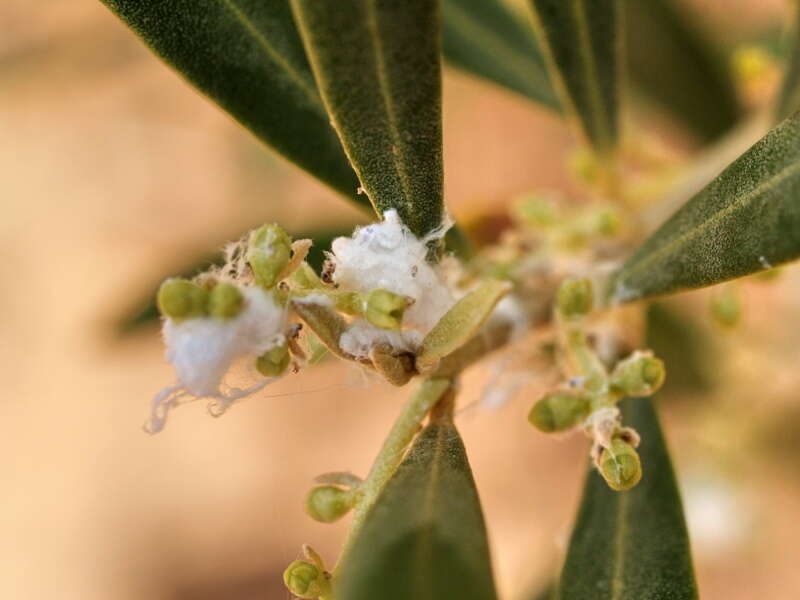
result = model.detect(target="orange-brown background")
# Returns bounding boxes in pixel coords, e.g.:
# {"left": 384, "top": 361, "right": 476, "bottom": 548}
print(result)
{"left": 2, "top": 1, "right": 799, "bottom": 598}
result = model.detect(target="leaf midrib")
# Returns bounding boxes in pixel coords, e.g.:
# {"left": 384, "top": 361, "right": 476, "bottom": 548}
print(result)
{"left": 411, "top": 423, "right": 447, "bottom": 598}
{"left": 571, "top": 0, "right": 612, "bottom": 149}
{"left": 615, "top": 159, "right": 800, "bottom": 296}
{"left": 364, "top": 0, "right": 415, "bottom": 216}
{"left": 610, "top": 490, "right": 629, "bottom": 599}
{"left": 220, "top": 0, "right": 323, "bottom": 111}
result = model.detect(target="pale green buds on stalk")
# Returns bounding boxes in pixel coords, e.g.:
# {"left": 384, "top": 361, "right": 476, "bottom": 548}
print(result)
{"left": 556, "top": 277, "right": 594, "bottom": 319}
{"left": 364, "top": 289, "right": 407, "bottom": 330}
{"left": 610, "top": 351, "right": 665, "bottom": 397}
{"left": 283, "top": 559, "right": 332, "bottom": 599}
{"left": 247, "top": 223, "right": 292, "bottom": 289}
{"left": 157, "top": 278, "right": 209, "bottom": 321}
{"left": 256, "top": 341, "right": 290, "bottom": 377}
{"left": 528, "top": 391, "right": 592, "bottom": 433}
{"left": 599, "top": 438, "right": 642, "bottom": 491}
{"left": 305, "top": 485, "right": 354, "bottom": 523}
{"left": 207, "top": 282, "right": 244, "bottom": 319}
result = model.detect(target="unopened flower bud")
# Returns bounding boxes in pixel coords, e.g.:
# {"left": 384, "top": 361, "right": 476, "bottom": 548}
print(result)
{"left": 610, "top": 351, "right": 665, "bottom": 397}
{"left": 599, "top": 438, "right": 642, "bottom": 491}
{"left": 557, "top": 277, "right": 593, "bottom": 319}
{"left": 305, "top": 485, "right": 353, "bottom": 523}
{"left": 513, "top": 194, "right": 558, "bottom": 227}
{"left": 364, "top": 289, "right": 407, "bottom": 330}
{"left": 283, "top": 560, "right": 331, "bottom": 599}
{"left": 592, "top": 207, "right": 622, "bottom": 237}
{"left": 710, "top": 285, "right": 740, "bottom": 328}
{"left": 157, "top": 278, "right": 209, "bottom": 321}
{"left": 247, "top": 224, "right": 292, "bottom": 289}
{"left": 207, "top": 282, "right": 244, "bottom": 319}
{"left": 528, "top": 391, "right": 591, "bottom": 433}
{"left": 255, "top": 341, "right": 290, "bottom": 377}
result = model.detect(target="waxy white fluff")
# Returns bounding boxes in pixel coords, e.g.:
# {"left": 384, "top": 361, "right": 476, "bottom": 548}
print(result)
{"left": 339, "top": 319, "right": 423, "bottom": 360}
{"left": 330, "top": 210, "right": 455, "bottom": 356}
{"left": 146, "top": 286, "right": 287, "bottom": 433}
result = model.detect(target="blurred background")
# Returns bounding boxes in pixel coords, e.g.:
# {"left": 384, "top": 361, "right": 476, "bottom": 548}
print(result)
{"left": 2, "top": 0, "right": 800, "bottom": 598}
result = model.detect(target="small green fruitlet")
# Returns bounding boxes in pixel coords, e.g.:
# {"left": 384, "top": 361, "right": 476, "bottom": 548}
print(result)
{"left": 557, "top": 277, "right": 594, "bottom": 319}
{"left": 600, "top": 438, "right": 642, "bottom": 491}
{"left": 157, "top": 278, "right": 209, "bottom": 321}
{"left": 247, "top": 223, "right": 292, "bottom": 289}
{"left": 306, "top": 485, "right": 353, "bottom": 523}
{"left": 528, "top": 391, "right": 592, "bottom": 433}
{"left": 283, "top": 559, "right": 331, "bottom": 599}
{"left": 364, "top": 288, "right": 407, "bottom": 330}
{"left": 256, "top": 341, "right": 290, "bottom": 377}
{"left": 207, "top": 282, "right": 244, "bottom": 319}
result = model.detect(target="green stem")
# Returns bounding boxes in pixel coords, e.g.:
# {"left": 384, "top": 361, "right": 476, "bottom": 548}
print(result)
{"left": 333, "top": 376, "right": 453, "bottom": 574}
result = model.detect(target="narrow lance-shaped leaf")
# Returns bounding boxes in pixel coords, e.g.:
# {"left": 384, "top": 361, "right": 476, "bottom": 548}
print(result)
{"left": 625, "top": 0, "right": 741, "bottom": 143}
{"left": 528, "top": 0, "right": 620, "bottom": 154}
{"left": 291, "top": 0, "right": 444, "bottom": 238}
{"left": 559, "top": 397, "right": 698, "bottom": 600}
{"left": 336, "top": 418, "right": 498, "bottom": 600}
{"left": 99, "top": 1, "right": 364, "bottom": 206}
{"left": 609, "top": 112, "right": 800, "bottom": 303}
{"left": 442, "top": 0, "right": 560, "bottom": 110}
{"left": 416, "top": 280, "right": 511, "bottom": 374}
{"left": 775, "top": 2, "right": 800, "bottom": 123}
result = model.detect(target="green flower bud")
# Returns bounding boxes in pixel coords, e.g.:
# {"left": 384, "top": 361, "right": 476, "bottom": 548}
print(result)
{"left": 247, "top": 224, "right": 292, "bottom": 289}
{"left": 256, "top": 341, "right": 290, "bottom": 377}
{"left": 283, "top": 560, "right": 331, "bottom": 599}
{"left": 710, "top": 285, "right": 740, "bottom": 328}
{"left": 513, "top": 194, "right": 558, "bottom": 227}
{"left": 592, "top": 207, "right": 622, "bottom": 237}
{"left": 305, "top": 485, "right": 353, "bottom": 523}
{"left": 157, "top": 278, "right": 209, "bottom": 321}
{"left": 364, "top": 289, "right": 407, "bottom": 330}
{"left": 556, "top": 277, "right": 593, "bottom": 319}
{"left": 528, "top": 391, "right": 592, "bottom": 433}
{"left": 599, "top": 438, "right": 642, "bottom": 491}
{"left": 207, "top": 282, "right": 244, "bottom": 319}
{"left": 610, "top": 352, "right": 665, "bottom": 397}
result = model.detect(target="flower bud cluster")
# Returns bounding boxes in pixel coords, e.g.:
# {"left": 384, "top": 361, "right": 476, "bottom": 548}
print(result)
{"left": 527, "top": 277, "right": 665, "bottom": 491}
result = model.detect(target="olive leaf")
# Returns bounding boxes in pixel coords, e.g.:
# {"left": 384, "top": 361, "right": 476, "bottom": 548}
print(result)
{"left": 416, "top": 280, "right": 512, "bottom": 374}
{"left": 775, "top": 2, "right": 800, "bottom": 123}
{"left": 99, "top": 0, "right": 364, "bottom": 206}
{"left": 527, "top": 0, "right": 620, "bottom": 154}
{"left": 625, "top": 0, "right": 741, "bottom": 143}
{"left": 335, "top": 419, "right": 498, "bottom": 600}
{"left": 442, "top": 0, "right": 560, "bottom": 110}
{"left": 559, "top": 397, "right": 698, "bottom": 600}
{"left": 290, "top": 0, "right": 444, "bottom": 238}
{"left": 609, "top": 112, "right": 800, "bottom": 303}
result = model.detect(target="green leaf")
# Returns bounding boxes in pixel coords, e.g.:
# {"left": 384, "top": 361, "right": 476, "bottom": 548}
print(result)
{"left": 442, "top": 0, "right": 560, "bottom": 110}
{"left": 291, "top": 0, "right": 444, "bottom": 238}
{"left": 116, "top": 225, "right": 353, "bottom": 333}
{"left": 775, "top": 3, "right": 800, "bottom": 123}
{"left": 336, "top": 419, "right": 498, "bottom": 600}
{"left": 99, "top": 0, "right": 364, "bottom": 207}
{"left": 528, "top": 0, "right": 620, "bottom": 154}
{"left": 609, "top": 113, "right": 800, "bottom": 302}
{"left": 625, "top": 0, "right": 741, "bottom": 143}
{"left": 559, "top": 398, "right": 698, "bottom": 600}
{"left": 646, "top": 303, "right": 717, "bottom": 395}
{"left": 416, "top": 280, "right": 511, "bottom": 374}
